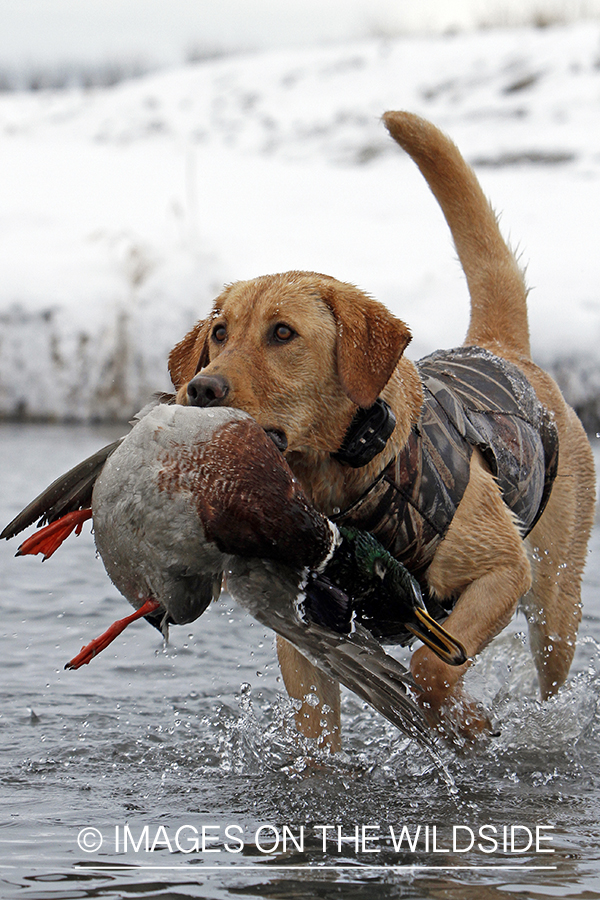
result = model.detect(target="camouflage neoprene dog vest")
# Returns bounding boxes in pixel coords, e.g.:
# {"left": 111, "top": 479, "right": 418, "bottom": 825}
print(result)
{"left": 336, "top": 346, "right": 558, "bottom": 630}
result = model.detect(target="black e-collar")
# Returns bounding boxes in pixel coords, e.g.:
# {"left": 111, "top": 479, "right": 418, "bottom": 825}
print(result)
{"left": 332, "top": 398, "right": 396, "bottom": 468}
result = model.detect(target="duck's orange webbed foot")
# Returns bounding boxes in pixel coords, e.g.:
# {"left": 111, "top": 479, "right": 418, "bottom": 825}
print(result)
{"left": 65, "top": 598, "right": 162, "bottom": 670}
{"left": 16, "top": 509, "right": 93, "bottom": 561}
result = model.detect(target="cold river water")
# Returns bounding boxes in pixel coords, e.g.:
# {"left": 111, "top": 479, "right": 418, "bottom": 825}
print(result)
{"left": 1, "top": 423, "right": 600, "bottom": 899}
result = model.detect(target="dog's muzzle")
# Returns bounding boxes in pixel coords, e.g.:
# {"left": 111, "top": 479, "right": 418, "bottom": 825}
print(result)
{"left": 186, "top": 373, "right": 230, "bottom": 407}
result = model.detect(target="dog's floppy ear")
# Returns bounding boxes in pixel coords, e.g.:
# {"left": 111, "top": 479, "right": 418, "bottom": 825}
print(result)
{"left": 168, "top": 318, "right": 212, "bottom": 389}
{"left": 322, "top": 284, "right": 412, "bottom": 407}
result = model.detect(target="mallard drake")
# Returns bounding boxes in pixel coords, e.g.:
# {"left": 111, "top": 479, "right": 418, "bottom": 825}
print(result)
{"left": 2, "top": 404, "right": 466, "bottom": 749}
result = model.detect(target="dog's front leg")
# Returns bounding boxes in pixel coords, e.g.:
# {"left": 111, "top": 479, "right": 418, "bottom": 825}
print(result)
{"left": 276, "top": 635, "right": 341, "bottom": 752}
{"left": 410, "top": 564, "right": 529, "bottom": 741}
{"left": 413, "top": 451, "right": 532, "bottom": 742}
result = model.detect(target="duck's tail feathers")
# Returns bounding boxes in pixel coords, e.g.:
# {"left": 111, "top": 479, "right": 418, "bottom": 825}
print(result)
{"left": 1, "top": 439, "right": 122, "bottom": 542}
{"left": 2, "top": 394, "right": 176, "bottom": 544}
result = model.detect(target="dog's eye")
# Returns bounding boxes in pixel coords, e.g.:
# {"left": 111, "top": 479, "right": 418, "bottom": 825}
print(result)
{"left": 273, "top": 323, "right": 295, "bottom": 343}
{"left": 212, "top": 324, "right": 227, "bottom": 343}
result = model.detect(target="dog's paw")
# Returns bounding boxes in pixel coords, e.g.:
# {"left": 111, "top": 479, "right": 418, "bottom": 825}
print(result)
{"left": 420, "top": 690, "right": 499, "bottom": 749}
{"left": 410, "top": 646, "right": 498, "bottom": 746}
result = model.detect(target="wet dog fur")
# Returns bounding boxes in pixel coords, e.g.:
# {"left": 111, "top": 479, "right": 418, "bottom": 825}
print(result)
{"left": 167, "top": 111, "right": 596, "bottom": 747}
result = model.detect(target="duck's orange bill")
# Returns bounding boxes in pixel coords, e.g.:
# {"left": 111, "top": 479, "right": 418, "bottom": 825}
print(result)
{"left": 65, "top": 598, "right": 162, "bottom": 670}
{"left": 16, "top": 509, "right": 93, "bottom": 561}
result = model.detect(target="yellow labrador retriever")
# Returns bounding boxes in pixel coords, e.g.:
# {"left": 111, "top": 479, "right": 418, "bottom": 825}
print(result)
{"left": 168, "top": 111, "right": 595, "bottom": 746}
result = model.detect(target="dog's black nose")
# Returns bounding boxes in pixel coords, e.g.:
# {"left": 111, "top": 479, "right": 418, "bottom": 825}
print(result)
{"left": 187, "top": 373, "right": 230, "bottom": 407}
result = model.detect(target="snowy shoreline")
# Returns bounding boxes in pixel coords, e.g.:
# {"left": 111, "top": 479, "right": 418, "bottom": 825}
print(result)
{"left": 1, "top": 23, "right": 599, "bottom": 427}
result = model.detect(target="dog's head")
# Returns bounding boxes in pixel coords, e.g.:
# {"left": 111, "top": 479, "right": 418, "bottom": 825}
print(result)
{"left": 168, "top": 271, "right": 411, "bottom": 456}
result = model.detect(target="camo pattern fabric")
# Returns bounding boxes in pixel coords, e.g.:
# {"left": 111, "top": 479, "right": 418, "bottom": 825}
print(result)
{"left": 336, "top": 346, "right": 559, "bottom": 602}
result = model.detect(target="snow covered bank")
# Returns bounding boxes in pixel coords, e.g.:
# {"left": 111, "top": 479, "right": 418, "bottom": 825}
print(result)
{"left": 2, "top": 1, "right": 600, "bottom": 92}
{"left": 1, "top": 23, "right": 599, "bottom": 425}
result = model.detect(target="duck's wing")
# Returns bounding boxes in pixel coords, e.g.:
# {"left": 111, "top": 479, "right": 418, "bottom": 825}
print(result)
{"left": 227, "top": 558, "right": 436, "bottom": 751}
{"left": 311, "top": 622, "right": 434, "bottom": 748}
{"left": 1, "top": 439, "right": 123, "bottom": 541}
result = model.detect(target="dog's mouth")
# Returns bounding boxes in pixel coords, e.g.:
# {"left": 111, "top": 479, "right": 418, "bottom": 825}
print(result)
{"left": 264, "top": 428, "right": 288, "bottom": 453}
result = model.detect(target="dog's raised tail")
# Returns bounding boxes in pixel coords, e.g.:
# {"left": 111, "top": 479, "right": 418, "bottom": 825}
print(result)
{"left": 383, "top": 111, "right": 531, "bottom": 360}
